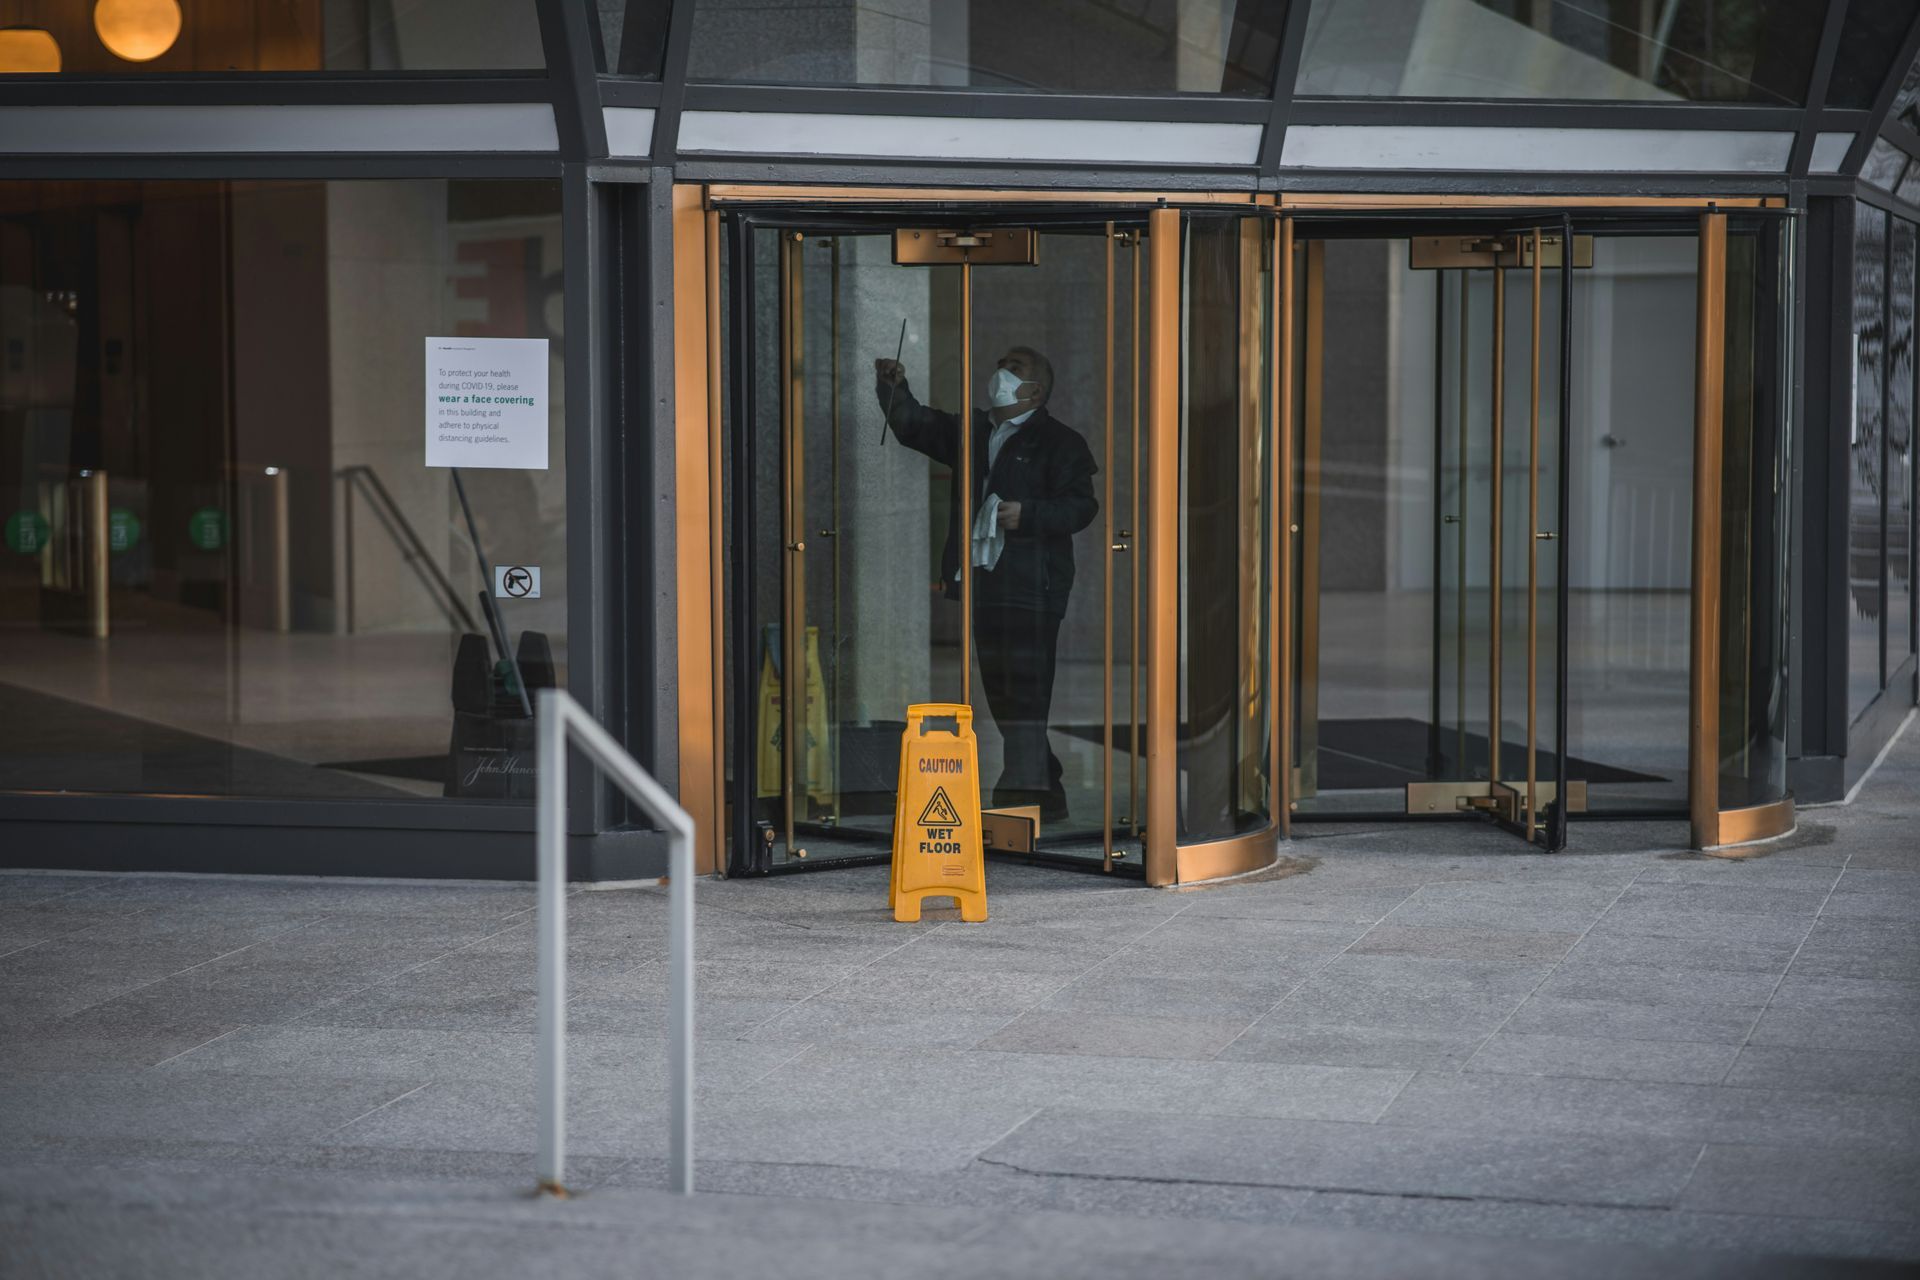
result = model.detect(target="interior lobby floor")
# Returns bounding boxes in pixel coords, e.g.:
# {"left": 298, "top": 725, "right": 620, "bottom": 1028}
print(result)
{"left": 2, "top": 720, "right": 1915, "bottom": 1278}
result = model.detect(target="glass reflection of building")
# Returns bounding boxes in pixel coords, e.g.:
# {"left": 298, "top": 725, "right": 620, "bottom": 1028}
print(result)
{"left": 0, "top": 0, "right": 1914, "bottom": 883}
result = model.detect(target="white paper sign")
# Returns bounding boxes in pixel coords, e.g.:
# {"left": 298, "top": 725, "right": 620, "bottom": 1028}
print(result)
{"left": 494, "top": 565, "right": 541, "bottom": 599}
{"left": 425, "top": 337, "right": 549, "bottom": 470}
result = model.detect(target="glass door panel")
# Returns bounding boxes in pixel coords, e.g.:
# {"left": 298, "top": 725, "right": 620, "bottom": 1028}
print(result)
{"left": 961, "top": 220, "right": 1142, "bottom": 865}
{"left": 1178, "top": 214, "right": 1274, "bottom": 844}
{"left": 1289, "top": 222, "right": 1571, "bottom": 848}
{"left": 1564, "top": 233, "right": 1699, "bottom": 814}
{"left": 728, "top": 214, "right": 1145, "bottom": 873}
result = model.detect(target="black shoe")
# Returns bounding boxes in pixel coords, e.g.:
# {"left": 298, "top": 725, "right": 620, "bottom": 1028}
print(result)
{"left": 1039, "top": 796, "right": 1069, "bottom": 824}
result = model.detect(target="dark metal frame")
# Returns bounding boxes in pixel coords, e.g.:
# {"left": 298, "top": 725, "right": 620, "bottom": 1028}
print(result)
{"left": 6, "top": 0, "right": 1919, "bottom": 875}
{"left": 0, "top": 1, "right": 660, "bottom": 880}
{"left": 1837, "top": 188, "right": 1920, "bottom": 789}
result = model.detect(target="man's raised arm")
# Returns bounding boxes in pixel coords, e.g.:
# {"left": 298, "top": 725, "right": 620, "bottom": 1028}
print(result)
{"left": 874, "top": 358, "right": 959, "bottom": 464}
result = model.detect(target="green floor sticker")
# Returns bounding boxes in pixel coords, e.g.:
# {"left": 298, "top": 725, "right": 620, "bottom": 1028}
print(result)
{"left": 5, "top": 511, "right": 49, "bottom": 554}
{"left": 187, "top": 508, "right": 227, "bottom": 552}
{"left": 109, "top": 508, "right": 142, "bottom": 553}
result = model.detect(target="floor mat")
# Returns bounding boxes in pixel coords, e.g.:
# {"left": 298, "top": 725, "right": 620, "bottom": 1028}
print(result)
{"left": 1054, "top": 717, "right": 1665, "bottom": 791}
{"left": 0, "top": 682, "right": 418, "bottom": 799}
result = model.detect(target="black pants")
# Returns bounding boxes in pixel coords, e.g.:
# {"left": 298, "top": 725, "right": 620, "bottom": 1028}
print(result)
{"left": 973, "top": 605, "right": 1065, "bottom": 813}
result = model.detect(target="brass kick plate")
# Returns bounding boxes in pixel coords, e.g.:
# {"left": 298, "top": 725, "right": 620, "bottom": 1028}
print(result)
{"left": 1406, "top": 779, "right": 1589, "bottom": 817}
{"left": 981, "top": 805, "right": 1041, "bottom": 853}
{"left": 1409, "top": 235, "right": 1595, "bottom": 271}
{"left": 893, "top": 228, "right": 1039, "bottom": 266}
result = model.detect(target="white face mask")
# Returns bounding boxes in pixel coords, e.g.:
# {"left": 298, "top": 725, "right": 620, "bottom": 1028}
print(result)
{"left": 987, "top": 366, "right": 1030, "bottom": 409}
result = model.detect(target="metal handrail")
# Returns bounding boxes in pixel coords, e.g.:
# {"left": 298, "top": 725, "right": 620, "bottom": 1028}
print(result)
{"left": 535, "top": 688, "right": 696, "bottom": 1197}
{"left": 335, "top": 464, "right": 479, "bottom": 634}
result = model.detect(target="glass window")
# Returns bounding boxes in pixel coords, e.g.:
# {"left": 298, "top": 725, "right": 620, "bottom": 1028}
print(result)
{"left": 1851, "top": 201, "right": 1888, "bottom": 721}
{"left": 0, "top": 179, "right": 565, "bottom": 803}
{"left": 1719, "top": 216, "right": 1793, "bottom": 812}
{"left": 1295, "top": 0, "right": 1822, "bottom": 104}
{"left": 1863, "top": 137, "right": 1909, "bottom": 193}
{"left": 683, "top": 0, "right": 1286, "bottom": 95}
{"left": 1569, "top": 235, "right": 1699, "bottom": 812}
{"left": 1179, "top": 216, "right": 1271, "bottom": 841}
{"left": 1828, "top": 0, "right": 1913, "bottom": 110}
{"left": 0, "top": 1, "right": 543, "bottom": 74}
{"left": 1889, "top": 55, "right": 1920, "bottom": 132}
{"left": 593, "top": 0, "right": 669, "bottom": 77}
{"left": 1891, "top": 219, "right": 1916, "bottom": 675}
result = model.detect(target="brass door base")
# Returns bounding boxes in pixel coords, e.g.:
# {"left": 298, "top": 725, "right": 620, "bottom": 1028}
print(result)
{"left": 1406, "top": 779, "right": 1589, "bottom": 820}
{"left": 982, "top": 806, "right": 1041, "bottom": 854}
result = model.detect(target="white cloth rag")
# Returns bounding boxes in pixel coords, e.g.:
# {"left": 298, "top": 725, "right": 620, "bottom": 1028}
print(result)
{"left": 970, "top": 492, "right": 1005, "bottom": 573}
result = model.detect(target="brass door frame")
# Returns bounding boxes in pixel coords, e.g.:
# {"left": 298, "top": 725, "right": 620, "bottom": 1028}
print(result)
{"left": 1168, "top": 212, "right": 1290, "bottom": 886}
{"left": 1283, "top": 220, "right": 1573, "bottom": 846}
{"left": 677, "top": 188, "right": 1787, "bottom": 882}
{"left": 1690, "top": 210, "right": 1796, "bottom": 850}
{"left": 1144, "top": 206, "right": 1181, "bottom": 886}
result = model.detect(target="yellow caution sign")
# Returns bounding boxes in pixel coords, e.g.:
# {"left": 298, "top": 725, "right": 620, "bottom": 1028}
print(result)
{"left": 889, "top": 703, "right": 987, "bottom": 923}
{"left": 755, "top": 624, "right": 833, "bottom": 805}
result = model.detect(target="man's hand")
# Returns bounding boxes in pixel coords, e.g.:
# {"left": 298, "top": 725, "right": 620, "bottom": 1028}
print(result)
{"left": 875, "top": 358, "right": 906, "bottom": 386}
{"left": 996, "top": 501, "right": 1022, "bottom": 531}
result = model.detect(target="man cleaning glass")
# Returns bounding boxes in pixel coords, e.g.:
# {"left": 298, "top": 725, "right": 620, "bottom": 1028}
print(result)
{"left": 875, "top": 346, "right": 1097, "bottom": 823}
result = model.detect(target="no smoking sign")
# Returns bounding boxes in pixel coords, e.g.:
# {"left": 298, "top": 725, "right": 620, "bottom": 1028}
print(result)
{"left": 494, "top": 565, "right": 541, "bottom": 600}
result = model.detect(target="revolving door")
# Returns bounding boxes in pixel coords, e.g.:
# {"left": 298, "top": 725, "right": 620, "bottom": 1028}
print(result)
{"left": 670, "top": 191, "right": 1797, "bottom": 885}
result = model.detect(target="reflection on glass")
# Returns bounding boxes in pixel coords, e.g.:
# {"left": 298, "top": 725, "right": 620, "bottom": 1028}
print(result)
{"left": 593, "top": 0, "right": 669, "bottom": 76}
{"left": 743, "top": 231, "right": 963, "bottom": 862}
{"left": 1180, "top": 216, "right": 1271, "bottom": 841}
{"left": 0, "top": 0, "right": 543, "bottom": 72}
{"left": 744, "top": 226, "right": 1143, "bottom": 865}
{"left": 1863, "top": 138, "right": 1909, "bottom": 194}
{"left": 0, "top": 179, "right": 566, "bottom": 801}
{"left": 1565, "top": 237, "right": 1698, "bottom": 812}
{"left": 1891, "top": 220, "right": 1917, "bottom": 677}
{"left": 685, "top": 0, "right": 1286, "bottom": 94}
{"left": 965, "top": 230, "right": 1136, "bottom": 848}
{"left": 882, "top": 336, "right": 1100, "bottom": 824}
{"left": 1294, "top": 236, "right": 1445, "bottom": 816}
{"left": 1295, "top": 237, "right": 1574, "bottom": 820}
{"left": 1852, "top": 202, "right": 1888, "bottom": 721}
{"left": 1719, "top": 218, "right": 1793, "bottom": 811}
{"left": 1828, "top": 0, "right": 1914, "bottom": 110}
{"left": 1893, "top": 56, "right": 1920, "bottom": 133}
{"left": 1296, "top": 0, "right": 1821, "bottom": 103}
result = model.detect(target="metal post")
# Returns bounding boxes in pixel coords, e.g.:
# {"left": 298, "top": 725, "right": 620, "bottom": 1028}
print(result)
{"left": 666, "top": 798, "right": 694, "bottom": 1195}
{"left": 535, "top": 693, "right": 568, "bottom": 1195}
{"left": 535, "top": 688, "right": 696, "bottom": 1197}
{"left": 84, "top": 469, "right": 109, "bottom": 639}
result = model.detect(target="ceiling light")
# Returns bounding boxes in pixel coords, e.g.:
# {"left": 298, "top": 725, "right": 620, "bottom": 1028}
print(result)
{"left": 94, "top": 0, "right": 182, "bottom": 64}
{"left": 0, "top": 28, "right": 61, "bottom": 73}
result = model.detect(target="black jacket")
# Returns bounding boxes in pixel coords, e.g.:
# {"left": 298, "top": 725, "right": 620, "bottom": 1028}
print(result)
{"left": 879, "top": 378, "right": 1098, "bottom": 618}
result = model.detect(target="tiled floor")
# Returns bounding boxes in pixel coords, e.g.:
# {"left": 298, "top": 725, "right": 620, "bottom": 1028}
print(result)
{"left": 2, "top": 720, "right": 1917, "bottom": 1277}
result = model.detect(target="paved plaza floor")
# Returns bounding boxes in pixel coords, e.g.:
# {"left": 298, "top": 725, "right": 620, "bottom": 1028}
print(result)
{"left": 3, "top": 720, "right": 1917, "bottom": 1278}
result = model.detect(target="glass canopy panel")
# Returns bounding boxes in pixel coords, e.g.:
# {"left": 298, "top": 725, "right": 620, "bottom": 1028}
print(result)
{"left": 0, "top": 0, "right": 543, "bottom": 72}
{"left": 1863, "top": 137, "right": 1910, "bottom": 193}
{"left": 681, "top": 0, "right": 1286, "bottom": 94}
{"left": 593, "top": 0, "right": 668, "bottom": 76}
{"left": 1890, "top": 56, "right": 1920, "bottom": 132}
{"left": 1827, "top": 0, "right": 1913, "bottom": 110}
{"left": 1294, "top": 0, "right": 1822, "bottom": 104}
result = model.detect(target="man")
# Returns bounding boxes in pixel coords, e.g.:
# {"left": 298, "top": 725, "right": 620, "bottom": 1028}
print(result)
{"left": 875, "top": 346, "right": 1097, "bottom": 823}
